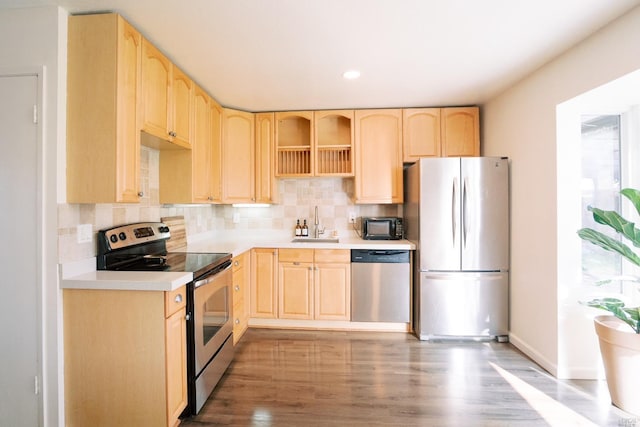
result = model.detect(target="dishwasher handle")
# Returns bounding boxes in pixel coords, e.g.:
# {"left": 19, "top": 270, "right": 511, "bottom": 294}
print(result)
{"left": 351, "top": 249, "right": 410, "bottom": 263}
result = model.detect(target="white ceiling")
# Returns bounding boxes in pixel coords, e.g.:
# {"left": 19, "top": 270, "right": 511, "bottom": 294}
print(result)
{"left": 2, "top": 0, "right": 640, "bottom": 112}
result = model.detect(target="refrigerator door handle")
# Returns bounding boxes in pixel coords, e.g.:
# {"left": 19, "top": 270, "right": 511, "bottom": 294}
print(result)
{"left": 462, "top": 177, "right": 468, "bottom": 248}
{"left": 452, "top": 177, "right": 457, "bottom": 247}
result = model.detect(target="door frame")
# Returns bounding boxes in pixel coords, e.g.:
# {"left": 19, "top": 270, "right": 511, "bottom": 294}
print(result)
{"left": 0, "top": 66, "right": 45, "bottom": 427}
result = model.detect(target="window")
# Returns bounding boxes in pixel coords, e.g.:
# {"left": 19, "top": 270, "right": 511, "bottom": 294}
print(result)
{"left": 580, "top": 115, "right": 622, "bottom": 287}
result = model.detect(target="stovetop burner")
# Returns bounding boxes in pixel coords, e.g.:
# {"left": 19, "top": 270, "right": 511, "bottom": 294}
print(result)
{"left": 96, "top": 222, "right": 232, "bottom": 278}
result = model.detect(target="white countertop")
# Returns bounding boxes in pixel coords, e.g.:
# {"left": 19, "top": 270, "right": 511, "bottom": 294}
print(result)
{"left": 61, "top": 270, "right": 193, "bottom": 292}
{"left": 59, "top": 231, "right": 415, "bottom": 291}
{"left": 185, "top": 231, "right": 415, "bottom": 257}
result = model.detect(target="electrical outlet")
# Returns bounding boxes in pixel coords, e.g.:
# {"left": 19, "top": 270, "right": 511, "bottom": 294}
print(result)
{"left": 233, "top": 212, "right": 240, "bottom": 224}
{"left": 76, "top": 224, "right": 93, "bottom": 243}
{"left": 348, "top": 211, "right": 356, "bottom": 223}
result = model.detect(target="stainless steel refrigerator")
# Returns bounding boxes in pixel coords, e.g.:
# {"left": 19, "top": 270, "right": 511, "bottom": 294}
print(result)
{"left": 404, "top": 157, "right": 509, "bottom": 341}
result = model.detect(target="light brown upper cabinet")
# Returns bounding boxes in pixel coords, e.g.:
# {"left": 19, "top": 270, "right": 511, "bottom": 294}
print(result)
{"left": 403, "top": 107, "right": 479, "bottom": 162}
{"left": 191, "top": 86, "right": 214, "bottom": 203}
{"left": 314, "top": 110, "right": 355, "bottom": 176}
{"left": 140, "top": 39, "right": 193, "bottom": 149}
{"left": 403, "top": 108, "right": 441, "bottom": 161}
{"left": 210, "top": 100, "right": 223, "bottom": 203}
{"left": 159, "top": 85, "right": 214, "bottom": 204}
{"left": 255, "top": 112, "right": 277, "bottom": 203}
{"left": 67, "top": 13, "right": 142, "bottom": 203}
{"left": 170, "top": 66, "right": 194, "bottom": 148}
{"left": 275, "top": 111, "right": 314, "bottom": 177}
{"left": 222, "top": 108, "right": 255, "bottom": 203}
{"left": 441, "top": 107, "right": 480, "bottom": 157}
{"left": 354, "top": 109, "right": 404, "bottom": 204}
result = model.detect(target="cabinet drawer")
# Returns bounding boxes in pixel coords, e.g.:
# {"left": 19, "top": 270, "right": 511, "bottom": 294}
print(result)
{"left": 165, "top": 286, "right": 187, "bottom": 317}
{"left": 232, "top": 251, "right": 248, "bottom": 272}
{"left": 314, "top": 249, "right": 350, "bottom": 263}
{"left": 279, "top": 248, "right": 314, "bottom": 263}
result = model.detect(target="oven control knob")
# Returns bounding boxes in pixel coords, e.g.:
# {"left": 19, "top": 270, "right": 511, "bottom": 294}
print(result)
{"left": 109, "top": 234, "right": 118, "bottom": 243}
{"left": 159, "top": 226, "right": 170, "bottom": 233}
{"left": 118, "top": 232, "right": 127, "bottom": 241}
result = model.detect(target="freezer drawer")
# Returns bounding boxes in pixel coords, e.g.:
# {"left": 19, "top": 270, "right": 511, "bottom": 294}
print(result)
{"left": 415, "top": 271, "right": 508, "bottom": 340}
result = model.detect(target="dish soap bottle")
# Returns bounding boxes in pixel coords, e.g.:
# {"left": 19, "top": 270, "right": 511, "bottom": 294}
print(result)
{"left": 295, "top": 219, "right": 302, "bottom": 237}
{"left": 302, "top": 219, "right": 309, "bottom": 237}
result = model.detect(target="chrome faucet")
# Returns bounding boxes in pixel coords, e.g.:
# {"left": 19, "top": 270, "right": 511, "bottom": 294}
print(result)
{"left": 314, "top": 206, "right": 325, "bottom": 238}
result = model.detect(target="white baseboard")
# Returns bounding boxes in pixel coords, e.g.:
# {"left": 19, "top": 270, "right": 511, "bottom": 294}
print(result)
{"left": 248, "top": 318, "right": 412, "bottom": 332}
{"left": 508, "top": 332, "right": 559, "bottom": 377}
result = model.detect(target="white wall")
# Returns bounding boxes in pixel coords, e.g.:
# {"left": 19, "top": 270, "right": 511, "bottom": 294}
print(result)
{"left": 0, "top": 6, "right": 67, "bottom": 426}
{"left": 483, "top": 6, "right": 640, "bottom": 377}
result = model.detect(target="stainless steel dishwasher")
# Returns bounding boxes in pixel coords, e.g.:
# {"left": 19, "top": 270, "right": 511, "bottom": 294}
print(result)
{"left": 351, "top": 249, "right": 411, "bottom": 322}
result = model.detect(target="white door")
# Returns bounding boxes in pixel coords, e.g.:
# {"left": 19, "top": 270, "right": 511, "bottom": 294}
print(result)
{"left": 0, "top": 74, "right": 40, "bottom": 426}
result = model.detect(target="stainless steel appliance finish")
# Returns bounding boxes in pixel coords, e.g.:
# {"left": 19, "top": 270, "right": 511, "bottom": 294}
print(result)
{"left": 351, "top": 249, "right": 411, "bottom": 322}
{"left": 405, "top": 157, "right": 509, "bottom": 341}
{"left": 191, "top": 263, "right": 233, "bottom": 414}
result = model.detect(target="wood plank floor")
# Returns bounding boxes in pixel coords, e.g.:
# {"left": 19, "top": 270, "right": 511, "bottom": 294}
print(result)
{"left": 181, "top": 329, "right": 636, "bottom": 426}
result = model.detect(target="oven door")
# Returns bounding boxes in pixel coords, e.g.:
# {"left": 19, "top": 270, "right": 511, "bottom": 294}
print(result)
{"left": 193, "top": 266, "right": 233, "bottom": 375}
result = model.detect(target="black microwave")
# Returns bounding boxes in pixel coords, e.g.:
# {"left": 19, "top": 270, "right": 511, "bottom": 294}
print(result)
{"left": 361, "top": 217, "right": 403, "bottom": 240}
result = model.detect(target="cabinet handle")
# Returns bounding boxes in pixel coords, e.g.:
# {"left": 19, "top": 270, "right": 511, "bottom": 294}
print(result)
{"left": 235, "top": 318, "right": 240, "bottom": 324}
{"left": 174, "top": 294, "right": 183, "bottom": 303}
{"left": 234, "top": 261, "right": 240, "bottom": 266}
{"left": 207, "top": 196, "right": 213, "bottom": 201}
{"left": 185, "top": 313, "right": 191, "bottom": 321}
{"left": 137, "top": 191, "right": 144, "bottom": 197}
{"left": 234, "top": 285, "right": 240, "bottom": 291}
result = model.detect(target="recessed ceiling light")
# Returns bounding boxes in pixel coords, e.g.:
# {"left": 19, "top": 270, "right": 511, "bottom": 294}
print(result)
{"left": 342, "top": 70, "right": 361, "bottom": 80}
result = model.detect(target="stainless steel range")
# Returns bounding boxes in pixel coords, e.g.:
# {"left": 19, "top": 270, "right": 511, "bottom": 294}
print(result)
{"left": 97, "top": 222, "right": 234, "bottom": 416}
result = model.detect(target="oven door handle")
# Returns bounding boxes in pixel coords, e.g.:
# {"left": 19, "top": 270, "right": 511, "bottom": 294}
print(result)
{"left": 194, "top": 275, "right": 216, "bottom": 288}
{"left": 194, "top": 262, "right": 231, "bottom": 288}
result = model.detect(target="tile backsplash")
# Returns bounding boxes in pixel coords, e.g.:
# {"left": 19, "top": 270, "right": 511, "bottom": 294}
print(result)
{"left": 58, "top": 146, "right": 401, "bottom": 263}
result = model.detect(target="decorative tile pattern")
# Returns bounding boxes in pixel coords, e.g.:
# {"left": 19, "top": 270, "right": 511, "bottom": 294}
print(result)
{"left": 57, "top": 147, "right": 400, "bottom": 263}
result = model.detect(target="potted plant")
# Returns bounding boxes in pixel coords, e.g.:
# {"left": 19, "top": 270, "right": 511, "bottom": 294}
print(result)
{"left": 577, "top": 187, "right": 640, "bottom": 416}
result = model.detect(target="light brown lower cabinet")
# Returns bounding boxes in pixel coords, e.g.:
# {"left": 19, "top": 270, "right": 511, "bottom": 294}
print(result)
{"left": 232, "top": 251, "right": 251, "bottom": 344}
{"left": 278, "top": 249, "right": 351, "bottom": 321}
{"left": 250, "top": 248, "right": 278, "bottom": 318}
{"left": 63, "top": 286, "right": 187, "bottom": 427}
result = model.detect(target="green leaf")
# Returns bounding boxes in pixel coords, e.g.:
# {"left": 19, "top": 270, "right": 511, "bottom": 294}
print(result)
{"left": 577, "top": 228, "right": 640, "bottom": 267}
{"left": 621, "top": 188, "right": 640, "bottom": 217}
{"left": 581, "top": 298, "right": 640, "bottom": 333}
{"left": 588, "top": 207, "right": 640, "bottom": 247}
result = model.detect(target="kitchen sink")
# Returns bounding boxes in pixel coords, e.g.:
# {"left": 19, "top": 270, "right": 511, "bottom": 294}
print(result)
{"left": 291, "top": 237, "right": 339, "bottom": 243}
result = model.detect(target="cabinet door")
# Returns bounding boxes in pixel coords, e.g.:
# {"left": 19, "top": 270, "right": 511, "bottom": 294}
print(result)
{"left": 315, "top": 262, "right": 351, "bottom": 320}
{"left": 402, "top": 108, "right": 441, "bottom": 162}
{"left": 116, "top": 17, "right": 142, "bottom": 203}
{"left": 165, "top": 307, "right": 187, "bottom": 427}
{"left": 441, "top": 107, "right": 480, "bottom": 157}
{"left": 210, "top": 100, "right": 223, "bottom": 203}
{"left": 354, "top": 109, "right": 403, "bottom": 204}
{"left": 279, "top": 262, "right": 313, "bottom": 319}
{"left": 251, "top": 249, "right": 278, "bottom": 318}
{"left": 255, "top": 112, "right": 276, "bottom": 203}
{"left": 222, "top": 108, "right": 255, "bottom": 203}
{"left": 170, "top": 65, "right": 193, "bottom": 149}
{"left": 67, "top": 14, "right": 141, "bottom": 203}
{"left": 192, "top": 86, "right": 212, "bottom": 203}
{"left": 141, "top": 38, "right": 171, "bottom": 140}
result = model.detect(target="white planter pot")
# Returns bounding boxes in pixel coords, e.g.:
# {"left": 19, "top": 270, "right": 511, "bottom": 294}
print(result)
{"left": 594, "top": 315, "right": 640, "bottom": 416}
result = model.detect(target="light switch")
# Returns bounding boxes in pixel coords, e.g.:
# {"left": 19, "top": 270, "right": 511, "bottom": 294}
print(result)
{"left": 76, "top": 224, "right": 93, "bottom": 243}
